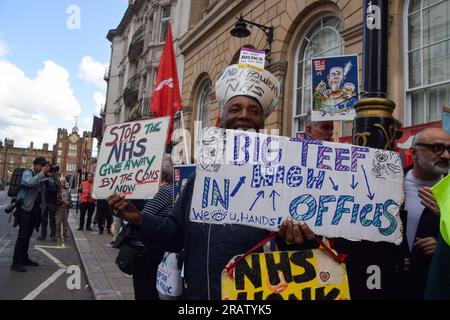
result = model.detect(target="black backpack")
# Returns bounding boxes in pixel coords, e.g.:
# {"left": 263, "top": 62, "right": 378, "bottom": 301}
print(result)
{"left": 7, "top": 168, "right": 28, "bottom": 198}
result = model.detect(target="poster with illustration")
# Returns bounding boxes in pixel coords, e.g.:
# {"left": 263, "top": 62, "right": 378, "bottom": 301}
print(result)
{"left": 311, "top": 55, "right": 359, "bottom": 121}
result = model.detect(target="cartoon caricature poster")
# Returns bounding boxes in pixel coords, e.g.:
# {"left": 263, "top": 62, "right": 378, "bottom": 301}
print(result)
{"left": 311, "top": 55, "right": 359, "bottom": 121}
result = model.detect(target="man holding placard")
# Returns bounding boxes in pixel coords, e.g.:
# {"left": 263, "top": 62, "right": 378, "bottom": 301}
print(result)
{"left": 107, "top": 64, "right": 318, "bottom": 300}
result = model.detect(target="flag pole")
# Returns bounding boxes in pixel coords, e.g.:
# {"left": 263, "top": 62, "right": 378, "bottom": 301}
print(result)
{"left": 179, "top": 110, "right": 190, "bottom": 164}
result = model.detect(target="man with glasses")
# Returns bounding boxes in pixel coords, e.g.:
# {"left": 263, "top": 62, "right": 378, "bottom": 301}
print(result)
{"left": 402, "top": 127, "right": 450, "bottom": 298}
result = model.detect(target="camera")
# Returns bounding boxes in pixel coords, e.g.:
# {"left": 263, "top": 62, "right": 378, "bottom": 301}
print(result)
{"left": 47, "top": 164, "right": 60, "bottom": 173}
{"left": 4, "top": 198, "right": 22, "bottom": 214}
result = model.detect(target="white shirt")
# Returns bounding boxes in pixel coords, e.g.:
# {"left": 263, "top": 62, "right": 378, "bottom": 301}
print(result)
{"left": 404, "top": 170, "right": 441, "bottom": 252}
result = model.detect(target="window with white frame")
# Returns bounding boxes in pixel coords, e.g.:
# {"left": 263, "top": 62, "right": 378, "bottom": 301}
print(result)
{"left": 159, "top": 6, "right": 171, "bottom": 43}
{"left": 66, "top": 163, "right": 76, "bottom": 172}
{"left": 69, "top": 144, "right": 77, "bottom": 150}
{"left": 69, "top": 150, "right": 77, "bottom": 157}
{"left": 57, "top": 150, "right": 62, "bottom": 156}
{"left": 405, "top": 0, "right": 450, "bottom": 125}
{"left": 57, "top": 157, "right": 61, "bottom": 164}
{"left": 292, "top": 16, "right": 344, "bottom": 136}
{"left": 194, "top": 78, "right": 212, "bottom": 159}
{"left": 58, "top": 142, "right": 62, "bottom": 148}
{"left": 22, "top": 156, "right": 27, "bottom": 163}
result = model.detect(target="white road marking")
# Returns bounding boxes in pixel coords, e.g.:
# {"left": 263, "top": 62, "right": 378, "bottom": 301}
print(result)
{"left": 22, "top": 269, "right": 66, "bottom": 300}
{"left": 21, "top": 246, "right": 69, "bottom": 300}
{"left": 0, "top": 240, "right": 11, "bottom": 255}
{"left": 34, "top": 246, "right": 67, "bottom": 269}
{"left": 36, "top": 244, "right": 66, "bottom": 249}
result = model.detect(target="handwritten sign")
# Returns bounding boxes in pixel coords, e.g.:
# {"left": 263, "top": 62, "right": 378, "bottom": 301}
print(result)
{"left": 222, "top": 250, "right": 350, "bottom": 300}
{"left": 93, "top": 117, "right": 169, "bottom": 199}
{"left": 239, "top": 47, "right": 266, "bottom": 70}
{"left": 311, "top": 55, "right": 359, "bottom": 121}
{"left": 190, "top": 128, "right": 404, "bottom": 244}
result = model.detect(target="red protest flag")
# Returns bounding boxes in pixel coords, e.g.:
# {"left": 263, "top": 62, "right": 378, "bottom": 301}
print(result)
{"left": 150, "top": 23, "right": 182, "bottom": 144}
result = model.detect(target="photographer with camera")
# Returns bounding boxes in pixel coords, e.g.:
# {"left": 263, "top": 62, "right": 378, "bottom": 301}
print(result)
{"left": 10, "top": 157, "right": 55, "bottom": 272}
{"left": 38, "top": 163, "right": 60, "bottom": 241}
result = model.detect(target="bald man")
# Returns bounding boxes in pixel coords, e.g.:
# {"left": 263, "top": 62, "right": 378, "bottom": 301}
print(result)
{"left": 403, "top": 127, "right": 450, "bottom": 299}
{"left": 304, "top": 110, "right": 334, "bottom": 142}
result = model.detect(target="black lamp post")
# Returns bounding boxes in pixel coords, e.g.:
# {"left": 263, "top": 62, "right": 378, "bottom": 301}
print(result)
{"left": 230, "top": 14, "right": 274, "bottom": 60}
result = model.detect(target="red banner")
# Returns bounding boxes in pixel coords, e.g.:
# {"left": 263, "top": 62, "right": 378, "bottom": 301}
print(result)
{"left": 150, "top": 23, "right": 182, "bottom": 144}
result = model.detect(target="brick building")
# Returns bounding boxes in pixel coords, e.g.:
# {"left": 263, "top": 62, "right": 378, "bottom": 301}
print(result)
{"left": 0, "top": 139, "right": 53, "bottom": 182}
{"left": 53, "top": 126, "right": 94, "bottom": 177}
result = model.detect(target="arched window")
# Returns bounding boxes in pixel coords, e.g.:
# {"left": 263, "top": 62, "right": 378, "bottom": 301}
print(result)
{"left": 197, "top": 79, "right": 212, "bottom": 128}
{"left": 405, "top": 0, "right": 450, "bottom": 125}
{"left": 292, "top": 16, "right": 344, "bottom": 136}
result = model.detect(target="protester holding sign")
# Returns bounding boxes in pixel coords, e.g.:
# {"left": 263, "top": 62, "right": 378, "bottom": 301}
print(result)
{"left": 108, "top": 64, "right": 318, "bottom": 299}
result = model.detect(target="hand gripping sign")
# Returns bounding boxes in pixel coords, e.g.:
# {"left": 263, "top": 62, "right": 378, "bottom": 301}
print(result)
{"left": 190, "top": 128, "right": 404, "bottom": 244}
{"left": 93, "top": 117, "right": 169, "bottom": 199}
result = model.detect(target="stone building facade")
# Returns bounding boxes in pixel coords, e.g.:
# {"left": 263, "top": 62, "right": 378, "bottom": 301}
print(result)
{"left": 180, "top": 0, "right": 448, "bottom": 146}
{"left": 103, "top": 0, "right": 190, "bottom": 129}
{"left": 0, "top": 139, "right": 53, "bottom": 182}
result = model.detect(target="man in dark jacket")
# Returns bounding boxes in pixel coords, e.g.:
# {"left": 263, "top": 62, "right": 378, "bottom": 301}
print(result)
{"left": 38, "top": 171, "right": 59, "bottom": 241}
{"left": 402, "top": 127, "right": 449, "bottom": 298}
{"left": 108, "top": 64, "right": 316, "bottom": 299}
{"left": 11, "top": 157, "right": 54, "bottom": 272}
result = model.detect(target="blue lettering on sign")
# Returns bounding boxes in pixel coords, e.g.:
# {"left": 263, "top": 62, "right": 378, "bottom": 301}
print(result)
{"left": 251, "top": 165, "right": 275, "bottom": 187}
{"left": 351, "top": 203, "right": 360, "bottom": 224}
{"left": 335, "top": 148, "right": 350, "bottom": 171}
{"left": 233, "top": 133, "right": 250, "bottom": 165}
{"left": 289, "top": 194, "right": 317, "bottom": 221}
{"left": 261, "top": 137, "right": 282, "bottom": 166}
{"left": 379, "top": 199, "right": 399, "bottom": 236}
{"left": 359, "top": 204, "right": 374, "bottom": 227}
{"left": 332, "top": 195, "right": 355, "bottom": 225}
{"left": 275, "top": 166, "right": 285, "bottom": 184}
{"left": 316, "top": 195, "right": 336, "bottom": 226}
{"left": 316, "top": 146, "right": 333, "bottom": 170}
{"left": 299, "top": 139, "right": 322, "bottom": 167}
{"left": 211, "top": 179, "right": 230, "bottom": 209}
{"left": 306, "top": 169, "right": 325, "bottom": 189}
{"left": 286, "top": 166, "right": 302, "bottom": 187}
{"left": 202, "top": 177, "right": 210, "bottom": 208}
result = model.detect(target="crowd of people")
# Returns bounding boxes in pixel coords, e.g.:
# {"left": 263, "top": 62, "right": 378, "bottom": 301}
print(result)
{"left": 7, "top": 63, "right": 449, "bottom": 300}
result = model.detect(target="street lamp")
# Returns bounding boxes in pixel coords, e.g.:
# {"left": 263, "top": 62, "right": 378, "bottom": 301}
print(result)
{"left": 230, "top": 14, "right": 274, "bottom": 60}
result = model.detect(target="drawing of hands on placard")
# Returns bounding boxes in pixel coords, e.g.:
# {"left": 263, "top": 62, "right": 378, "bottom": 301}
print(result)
{"left": 199, "top": 127, "right": 227, "bottom": 172}
{"left": 371, "top": 150, "right": 401, "bottom": 180}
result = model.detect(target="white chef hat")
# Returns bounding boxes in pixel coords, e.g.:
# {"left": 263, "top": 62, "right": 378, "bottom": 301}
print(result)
{"left": 215, "top": 64, "right": 280, "bottom": 119}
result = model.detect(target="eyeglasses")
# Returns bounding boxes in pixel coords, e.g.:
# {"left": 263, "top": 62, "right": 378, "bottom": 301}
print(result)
{"left": 414, "top": 143, "right": 450, "bottom": 155}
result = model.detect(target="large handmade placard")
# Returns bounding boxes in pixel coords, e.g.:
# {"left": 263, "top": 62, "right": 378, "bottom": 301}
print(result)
{"left": 190, "top": 128, "right": 404, "bottom": 244}
{"left": 93, "top": 117, "right": 169, "bottom": 199}
{"left": 222, "top": 250, "right": 350, "bottom": 300}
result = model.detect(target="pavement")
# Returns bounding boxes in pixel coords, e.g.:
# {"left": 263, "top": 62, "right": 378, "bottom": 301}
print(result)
{"left": 0, "top": 188, "right": 93, "bottom": 300}
{"left": 67, "top": 208, "right": 135, "bottom": 300}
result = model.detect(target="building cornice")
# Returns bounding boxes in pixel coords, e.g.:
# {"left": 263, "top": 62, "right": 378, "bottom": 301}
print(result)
{"left": 107, "top": 0, "right": 146, "bottom": 42}
{"left": 180, "top": 0, "right": 241, "bottom": 54}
